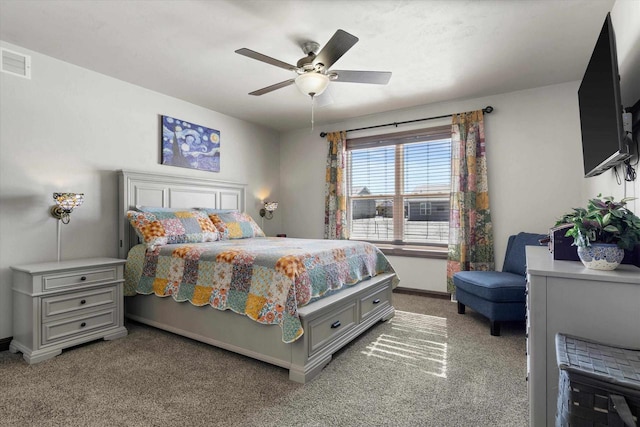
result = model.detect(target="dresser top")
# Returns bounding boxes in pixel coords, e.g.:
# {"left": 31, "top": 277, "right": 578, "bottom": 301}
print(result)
{"left": 526, "top": 246, "right": 640, "bottom": 284}
{"left": 11, "top": 257, "right": 126, "bottom": 274}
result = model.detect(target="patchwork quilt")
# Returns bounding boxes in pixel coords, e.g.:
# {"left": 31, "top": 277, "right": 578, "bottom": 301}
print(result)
{"left": 125, "top": 237, "right": 398, "bottom": 343}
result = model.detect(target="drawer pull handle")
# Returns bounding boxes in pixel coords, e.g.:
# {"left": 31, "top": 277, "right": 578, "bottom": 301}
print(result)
{"left": 80, "top": 299, "right": 86, "bottom": 305}
{"left": 330, "top": 321, "right": 341, "bottom": 329}
{"left": 80, "top": 276, "right": 87, "bottom": 281}
{"left": 372, "top": 298, "right": 381, "bottom": 304}
{"left": 80, "top": 322, "right": 86, "bottom": 328}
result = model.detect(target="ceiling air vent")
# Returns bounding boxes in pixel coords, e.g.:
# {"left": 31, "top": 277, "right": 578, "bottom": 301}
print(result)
{"left": 1, "top": 48, "right": 31, "bottom": 79}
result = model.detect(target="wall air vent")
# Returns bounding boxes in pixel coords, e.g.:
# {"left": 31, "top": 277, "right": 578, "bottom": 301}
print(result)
{"left": 1, "top": 48, "right": 31, "bottom": 79}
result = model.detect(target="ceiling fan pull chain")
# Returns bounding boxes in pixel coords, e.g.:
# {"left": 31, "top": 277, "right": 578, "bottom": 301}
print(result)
{"left": 310, "top": 95, "right": 315, "bottom": 132}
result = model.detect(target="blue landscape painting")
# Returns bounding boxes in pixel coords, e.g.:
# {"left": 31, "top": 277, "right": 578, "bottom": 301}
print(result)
{"left": 161, "top": 115, "right": 220, "bottom": 172}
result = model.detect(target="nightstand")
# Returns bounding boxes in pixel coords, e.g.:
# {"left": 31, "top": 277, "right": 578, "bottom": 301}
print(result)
{"left": 9, "top": 257, "right": 128, "bottom": 364}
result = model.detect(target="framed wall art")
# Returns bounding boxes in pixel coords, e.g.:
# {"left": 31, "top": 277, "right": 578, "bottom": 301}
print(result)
{"left": 161, "top": 115, "right": 220, "bottom": 172}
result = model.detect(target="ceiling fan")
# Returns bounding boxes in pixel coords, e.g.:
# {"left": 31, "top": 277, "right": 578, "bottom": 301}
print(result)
{"left": 235, "top": 29, "right": 392, "bottom": 99}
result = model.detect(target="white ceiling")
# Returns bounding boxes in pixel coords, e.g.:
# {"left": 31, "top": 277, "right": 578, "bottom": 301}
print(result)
{"left": 0, "top": 0, "right": 616, "bottom": 132}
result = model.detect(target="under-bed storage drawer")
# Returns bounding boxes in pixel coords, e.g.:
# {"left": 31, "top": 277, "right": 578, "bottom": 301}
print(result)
{"left": 42, "top": 286, "right": 117, "bottom": 320}
{"left": 360, "top": 284, "right": 391, "bottom": 321}
{"left": 41, "top": 309, "right": 117, "bottom": 346}
{"left": 308, "top": 302, "right": 357, "bottom": 356}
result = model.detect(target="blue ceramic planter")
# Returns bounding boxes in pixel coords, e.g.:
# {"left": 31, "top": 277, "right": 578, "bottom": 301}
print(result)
{"left": 577, "top": 243, "right": 625, "bottom": 270}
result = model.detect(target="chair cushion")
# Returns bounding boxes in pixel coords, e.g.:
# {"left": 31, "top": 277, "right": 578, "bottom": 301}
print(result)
{"left": 453, "top": 271, "right": 526, "bottom": 302}
{"left": 502, "top": 232, "right": 546, "bottom": 276}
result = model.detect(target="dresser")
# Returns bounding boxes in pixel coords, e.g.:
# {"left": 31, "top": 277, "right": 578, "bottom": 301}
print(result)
{"left": 525, "top": 246, "right": 640, "bottom": 426}
{"left": 9, "top": 257, "right": 128, "bottom": 364}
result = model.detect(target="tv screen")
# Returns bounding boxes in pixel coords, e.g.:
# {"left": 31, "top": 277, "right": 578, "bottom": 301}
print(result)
{"left": 578, "top": 13, "right": 631, "bottom": 177}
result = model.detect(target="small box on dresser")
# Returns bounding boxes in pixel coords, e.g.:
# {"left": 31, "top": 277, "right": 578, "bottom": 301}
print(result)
{"left": 9, "top": 257, "right": 128, "bottom": 364}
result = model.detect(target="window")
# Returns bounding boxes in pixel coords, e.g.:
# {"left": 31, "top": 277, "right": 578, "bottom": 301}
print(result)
{"left": 419, "top": 202, "right": 431, "bottom": 216}
{"left": 347, "top": 125, "right": 451, "bottom": 246}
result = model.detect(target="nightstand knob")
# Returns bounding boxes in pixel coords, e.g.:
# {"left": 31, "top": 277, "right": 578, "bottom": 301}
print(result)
{"left": 80, "top": 276, "right": 87, "bottom": 281}
{"left": 80, "top": 322, "right": 86, "bottom": 328}
{"left": 80, "top": 300, "right": 86, "bottom": 305}
{"left": 373, "top": 298, "right": 381, "bottom": 304}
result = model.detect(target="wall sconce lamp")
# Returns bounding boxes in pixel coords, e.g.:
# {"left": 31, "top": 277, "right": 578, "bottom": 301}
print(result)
{"left": 259, "top": 201, "right": 278, "bottom": 220}
{"left": 51, "top": 192, "right": 84, "bottom": 224}
{"left": 51, "top": 192, "right": 84, "bottom": 261}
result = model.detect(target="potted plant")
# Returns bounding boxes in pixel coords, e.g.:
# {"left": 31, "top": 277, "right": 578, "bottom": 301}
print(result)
{"left": 555, "top": 195, "right": 640, "bottom": 270}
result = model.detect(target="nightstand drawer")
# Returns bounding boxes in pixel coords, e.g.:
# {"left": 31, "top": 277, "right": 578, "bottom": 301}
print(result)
{"left": 42, "top": 286, "right": 117, "bottom": 320}
{"left": 308, "top": 302, "right": 357, "bottom": 356}
{"left": 42, "top": 309, "right": 117, "bottom": 346}
{"left": 360, "top": 285, "right": 391, "bottom": 321}
{"left": 43, "top": 267, "right": 119, "bottom": 292}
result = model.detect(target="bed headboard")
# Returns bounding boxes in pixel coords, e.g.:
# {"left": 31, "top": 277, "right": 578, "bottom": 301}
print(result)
{"left": 118, "top": 170, "right": 247, "bottom": 258}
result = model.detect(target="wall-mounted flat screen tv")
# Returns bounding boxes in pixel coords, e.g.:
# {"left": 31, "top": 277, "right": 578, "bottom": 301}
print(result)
{"left": 578, "top": 12, "right": 631, "bottom": 177}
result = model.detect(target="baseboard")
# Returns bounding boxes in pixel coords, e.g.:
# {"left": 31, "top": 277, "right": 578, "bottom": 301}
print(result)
{"left": 0, "top": 336, "right": 12, "bottom": 352}
{"left": 393, "top": 287, "right": 450, "bottom": 299}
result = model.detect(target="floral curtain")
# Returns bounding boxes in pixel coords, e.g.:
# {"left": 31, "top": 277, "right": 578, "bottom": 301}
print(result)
{"left": 446, "top": 110, "right": 494, "bottom": 294}
{"left": 324, "top": 131, "right": 349, "bottom": 240}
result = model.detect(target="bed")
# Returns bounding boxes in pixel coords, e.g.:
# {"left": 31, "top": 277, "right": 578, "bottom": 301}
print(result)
{"left": 118, "top": 170, "right": 398, "bottom": 383}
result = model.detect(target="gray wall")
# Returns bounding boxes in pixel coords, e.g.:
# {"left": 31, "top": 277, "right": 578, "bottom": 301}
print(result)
{"left": 0, "top": 42, "right": 281, "bottom": 339}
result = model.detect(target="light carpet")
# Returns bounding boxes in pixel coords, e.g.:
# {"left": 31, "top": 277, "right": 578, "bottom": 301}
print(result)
{"left": 0, "top": 293, "right": 527, "bottom": 426}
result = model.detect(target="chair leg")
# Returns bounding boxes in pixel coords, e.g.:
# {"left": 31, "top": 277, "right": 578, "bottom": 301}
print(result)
{"left": 490, "top": 320, "right": 501, "bottom": 336}
{"left": 457, "top": 302, "right": 465, "bottom": 314}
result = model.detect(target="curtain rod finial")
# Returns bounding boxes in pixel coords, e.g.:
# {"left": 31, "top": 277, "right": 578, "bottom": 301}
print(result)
{"left": 320, "top": 132, "right": 327, "bottom": 138}
{"left": 483, "top": 106, "right": 494, "bottom": 114}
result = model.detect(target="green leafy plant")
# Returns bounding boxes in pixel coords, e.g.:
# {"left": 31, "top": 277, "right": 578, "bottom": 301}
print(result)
{"left": 556, "top": 195, "right": 640, "bottom": 250}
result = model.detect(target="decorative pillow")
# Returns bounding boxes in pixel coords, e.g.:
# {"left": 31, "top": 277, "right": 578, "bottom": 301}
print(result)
{"left": 197, "top": 208, "right": 238, "bottom": 240}
{"left": 127, "top": 210, "right": 219, "bottom": 248}
{"left": 207, "top": 213, "right": 230, "bottom": 240}
{"left": 208, "top": 211, "right": 265, "bottom": 239}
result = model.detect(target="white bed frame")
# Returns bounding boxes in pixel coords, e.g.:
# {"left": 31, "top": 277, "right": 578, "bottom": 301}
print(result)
{"left": 118, "top": 170, "right": 396, "bottom": 383}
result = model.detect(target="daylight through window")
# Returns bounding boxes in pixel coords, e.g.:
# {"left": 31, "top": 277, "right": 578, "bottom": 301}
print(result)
{"left": 347, "top": 125, "right": 451, "bottom": 245}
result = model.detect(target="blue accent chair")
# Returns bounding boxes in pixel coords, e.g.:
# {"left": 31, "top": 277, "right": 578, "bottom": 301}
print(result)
{"left": 454, "top": 232, "right": 546, "bottom": 336}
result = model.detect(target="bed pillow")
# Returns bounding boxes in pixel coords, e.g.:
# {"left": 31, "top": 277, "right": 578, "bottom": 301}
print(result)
{"left": 195, "top": 208, "right": 238, "bottom": 214}
{"left": 208, "top": 211, "right": 265, "bottom": 239}
{"left": 207, "top": 213, "right": 230, "bottom": 240}
{"left": 136, "top": 206, "right": 201, "bottom": 213}
{"left": 126, "top": 209, "right": 219, "bottom": 248}
{"left": 196, "top": 208, "right": 237, "bottom": 239}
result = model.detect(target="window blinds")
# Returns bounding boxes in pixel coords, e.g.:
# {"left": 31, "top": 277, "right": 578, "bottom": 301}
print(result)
{"left": 346, "top": 125, "right": 450, "bottom": 150}
{"left": 347, "top": 125, "right": 451, "bottom": 197}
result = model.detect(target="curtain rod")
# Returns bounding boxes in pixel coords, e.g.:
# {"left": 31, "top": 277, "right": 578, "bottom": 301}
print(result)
{"left": 319, "top": 106, "right": 494, "bottom": 138}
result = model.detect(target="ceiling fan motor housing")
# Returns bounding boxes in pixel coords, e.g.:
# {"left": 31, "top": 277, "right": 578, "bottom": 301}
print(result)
{"left": 297, "top": 41, "right": 324, "bottom": 70}
{"left": 301, "top": 41, "right": 320, "bottom": 56}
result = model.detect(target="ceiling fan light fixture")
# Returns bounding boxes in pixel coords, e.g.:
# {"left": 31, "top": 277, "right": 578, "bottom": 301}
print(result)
{"left": 295, "top": 72, "right": 330, "bottom": 97}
